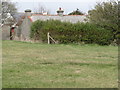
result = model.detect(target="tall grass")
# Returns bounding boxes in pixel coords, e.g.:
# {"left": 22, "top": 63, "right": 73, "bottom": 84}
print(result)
{"left": 2, "top": 40, "right": 118, "bottom": 88}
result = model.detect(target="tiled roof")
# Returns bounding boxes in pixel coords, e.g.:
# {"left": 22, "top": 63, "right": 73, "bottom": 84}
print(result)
{"left": 29, "top": 14, "right": 87, "bottom": 23}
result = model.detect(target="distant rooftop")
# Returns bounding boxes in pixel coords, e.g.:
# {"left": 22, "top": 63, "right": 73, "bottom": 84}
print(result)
{"left": 30, "top": 15, "right": 87, "bottom": 23}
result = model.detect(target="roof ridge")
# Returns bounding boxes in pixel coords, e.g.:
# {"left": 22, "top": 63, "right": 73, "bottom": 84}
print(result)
{"left": 27, "top": 16, "right": 33, "bottom": 22}
{"left": 32, "top": 14, "right": 87, "bottom": 16}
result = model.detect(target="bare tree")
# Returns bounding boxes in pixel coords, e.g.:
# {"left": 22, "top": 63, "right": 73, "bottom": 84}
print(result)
{"left": 1, "top": 0, "right": 17, "bottom": 25}
{"left": 33, "top": 3, "right": 50, "bottom": 15}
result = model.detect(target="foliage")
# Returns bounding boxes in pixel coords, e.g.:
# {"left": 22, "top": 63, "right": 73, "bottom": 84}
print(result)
{"left": 1, "top": 1, "right": 17, "bottom": 25}
{"left": 88, "top": 1, "right": 119, "bottom": 44}
{"left": 33, "top": 3, "right": 50, "bottom": 14}
{"left": 30, "top": 20, "right": 113, "bottom": 45}
{"left": 68, "top": 8, "right": 84, "bottom": 15}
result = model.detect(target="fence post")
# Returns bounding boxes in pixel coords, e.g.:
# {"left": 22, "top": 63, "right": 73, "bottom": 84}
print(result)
{"left": 48, "top": 32, "right": 50, "bottom": 44}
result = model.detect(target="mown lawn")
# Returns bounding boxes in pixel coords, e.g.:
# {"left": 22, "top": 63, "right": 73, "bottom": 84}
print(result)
{"left": 2, "top": 40, "right": 118, "bottom": 88}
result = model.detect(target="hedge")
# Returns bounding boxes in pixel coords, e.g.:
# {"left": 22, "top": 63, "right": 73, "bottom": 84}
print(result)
{"left": 30, "top": 20, "right": 113, "bottom": 45}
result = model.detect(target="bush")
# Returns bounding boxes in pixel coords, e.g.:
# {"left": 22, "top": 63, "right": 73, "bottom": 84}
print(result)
{"left": 30, "top": 20, "right": 113, "bottom": 45}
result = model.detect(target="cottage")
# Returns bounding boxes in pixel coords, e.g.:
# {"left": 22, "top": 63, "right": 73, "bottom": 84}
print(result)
{"left": 14, "top": 8, "right": 87, "bottom": 41}
{"left": 2, "top": 15, "right": 16, "bottom": 40}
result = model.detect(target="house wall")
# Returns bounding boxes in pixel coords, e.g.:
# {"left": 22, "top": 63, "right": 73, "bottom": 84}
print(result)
{"left": 2, "top": 25, "right": 10, "bottom": 40}
{"left": 15, "top": 26, "right": 21, "bottom": 38}
{"left": 19, "top": 16, "right": 32, "bottom": 41}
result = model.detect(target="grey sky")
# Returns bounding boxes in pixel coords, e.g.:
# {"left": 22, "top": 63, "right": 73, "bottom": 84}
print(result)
{"left": 11, "top": 0, "right": 111, "bottom": 14}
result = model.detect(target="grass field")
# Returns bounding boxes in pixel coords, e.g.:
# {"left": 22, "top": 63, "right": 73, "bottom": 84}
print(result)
{"left": 2, "top": 40, "right": 118, "bottom": 88}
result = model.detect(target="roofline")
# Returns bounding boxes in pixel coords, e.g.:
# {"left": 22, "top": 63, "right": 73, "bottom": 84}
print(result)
{"left": 27, "top": 14, "right": 87, "bottom": 23}
{"left": 28, "top": 16, "right": 33, "bottom": 22}
{"left": 32, "top": 14, "right": 58, "bottom": 16}
{"left": 32, "top": 14, "right": 88, "bottom": 16}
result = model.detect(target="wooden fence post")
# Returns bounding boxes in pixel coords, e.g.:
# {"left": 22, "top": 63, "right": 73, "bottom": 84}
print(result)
{"left": 47, "top": 32, "right": 57, "bottom": 44}
{"left": 48, "top": 32, "right": 50, "bottom": 44}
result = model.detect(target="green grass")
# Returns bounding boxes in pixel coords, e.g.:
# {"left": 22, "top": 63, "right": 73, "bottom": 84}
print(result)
{"left": 2, "top": 40, "right": 118, "bottom": 88}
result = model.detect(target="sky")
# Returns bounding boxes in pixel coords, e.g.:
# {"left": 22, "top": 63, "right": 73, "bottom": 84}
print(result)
{"left": 10, "top": 0, "right": 111, "bottom": 14}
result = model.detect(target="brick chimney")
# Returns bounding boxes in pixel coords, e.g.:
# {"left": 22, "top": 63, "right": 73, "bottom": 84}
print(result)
{"left": 25, "top": 9, "right": 32, "bottom": 16}
{"left": 57, "top": 7, "right": 64, "bottom": 16}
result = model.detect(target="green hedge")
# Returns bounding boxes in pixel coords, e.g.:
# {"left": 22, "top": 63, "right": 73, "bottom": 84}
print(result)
{"left": 30, "top": 20, "right": 113, "bottom": 45}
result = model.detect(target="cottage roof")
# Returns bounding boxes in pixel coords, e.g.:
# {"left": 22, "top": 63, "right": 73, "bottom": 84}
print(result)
{"left": 28, "top": 14, "right": 87, "bottom": 23}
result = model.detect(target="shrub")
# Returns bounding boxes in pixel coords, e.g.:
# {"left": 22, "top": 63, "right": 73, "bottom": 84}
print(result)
{"left": 30, "top": 20, "right": 113, "bottom": 45}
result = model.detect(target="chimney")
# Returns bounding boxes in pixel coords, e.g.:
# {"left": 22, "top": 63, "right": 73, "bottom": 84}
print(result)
{"left": 57, "top": 7, "right": 64, "bottom": 16}
{"left": 25, "top": 9, "right": 32, "bottom": 16}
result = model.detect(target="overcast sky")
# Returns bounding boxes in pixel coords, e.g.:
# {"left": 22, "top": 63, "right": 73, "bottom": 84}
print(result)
{"left": 11, "top": 0, "right": 111, "bottom": 14}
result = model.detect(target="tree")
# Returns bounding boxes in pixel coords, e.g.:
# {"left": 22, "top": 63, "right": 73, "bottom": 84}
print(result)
{"left": 68, "top": 8, "right": 84, "bottom": 15}
{"left": 88, "top": 1, "right": 119, "bottom": 44}
{"left": 0, "top": 1, "right": 2, "bottom": 25}
{"left": 33, "top": 3, "right": 50, "bottom": 15}
{"left": 1, "top": 1, "right": 17, "bottom": 25}
{"left": 118, "top": 1, "right": 120, "bottom": 44}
